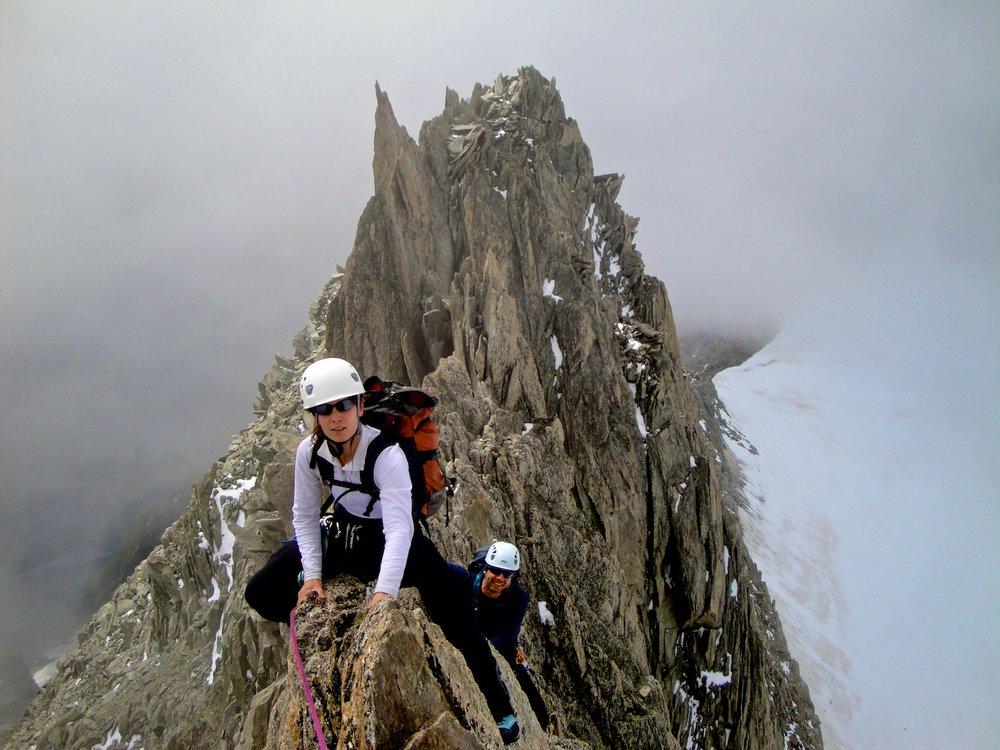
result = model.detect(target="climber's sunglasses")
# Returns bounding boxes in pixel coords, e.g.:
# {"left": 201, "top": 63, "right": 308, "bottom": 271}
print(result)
{"left": 309, "top": 396, "right": 357, "bottom": 416}
{"left": 486, "top": 566, "right": 515, "bottom": 579}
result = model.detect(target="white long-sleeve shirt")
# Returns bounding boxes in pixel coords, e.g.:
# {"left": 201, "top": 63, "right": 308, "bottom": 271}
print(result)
{"left": 292, "top": 423, "right": 414, "bottom": 598}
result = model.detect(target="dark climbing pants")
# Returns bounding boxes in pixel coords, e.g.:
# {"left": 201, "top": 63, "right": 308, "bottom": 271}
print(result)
{"left": 244, "top": 507, "right": 386, "bottom": 622}
{"left": 511, "top": 661, "right": 549, "bottom": 729}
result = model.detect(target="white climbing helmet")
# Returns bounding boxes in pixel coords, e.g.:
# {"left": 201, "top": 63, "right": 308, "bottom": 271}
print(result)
{"left": 486, "top": 541, "right": 520, "bottom": 572}
{"left": 299, "top": 358, "right": 365, "bottom": 410}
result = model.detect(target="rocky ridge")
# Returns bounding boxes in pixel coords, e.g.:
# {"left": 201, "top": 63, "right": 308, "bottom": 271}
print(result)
{"left": 4, "top": 67, "right": 820, "bottom": 749}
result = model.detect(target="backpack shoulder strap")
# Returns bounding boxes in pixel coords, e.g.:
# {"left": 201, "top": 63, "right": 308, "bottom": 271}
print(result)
{"left": 308, "top": 434, "right": 328, "bottom": 476}
{"left": 308, "top": 437, "right": 339, "bottom": 516}
{"left": 358, "top": 430, "right": 397, "bottom": 517}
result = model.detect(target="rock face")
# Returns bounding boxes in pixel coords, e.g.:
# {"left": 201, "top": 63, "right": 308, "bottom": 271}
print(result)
{"left": 3, "top": 67, "right": 821, "bottom": 749}
{"left": 238, "top": 578, "right": 589, "bottom": 750}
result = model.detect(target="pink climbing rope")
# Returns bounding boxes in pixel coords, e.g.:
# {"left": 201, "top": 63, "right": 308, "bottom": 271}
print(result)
{"left": 289, "top": 608, "right": 330, "bottom": 750}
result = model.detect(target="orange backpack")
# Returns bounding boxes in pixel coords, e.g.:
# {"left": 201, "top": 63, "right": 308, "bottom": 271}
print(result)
{"left": 360, "top": 375, "right": 449, "bottom": 523}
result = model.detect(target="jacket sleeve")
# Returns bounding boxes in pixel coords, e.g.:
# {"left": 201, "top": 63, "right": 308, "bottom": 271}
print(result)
{"left": 370, "top": 443, "right": 414, "bottom": 598}
{"left": 293, "top": 437, "right": 325, "bottom": 582}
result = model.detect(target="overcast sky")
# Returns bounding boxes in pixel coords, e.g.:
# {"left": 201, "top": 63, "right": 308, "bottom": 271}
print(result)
{"left": 1, "top": 0, "right": 997, "bottom": 734}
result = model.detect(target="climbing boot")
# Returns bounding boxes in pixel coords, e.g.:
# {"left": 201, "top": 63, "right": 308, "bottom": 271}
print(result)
{"left": 497, "top": 713, "right": 520, "bottom": 744}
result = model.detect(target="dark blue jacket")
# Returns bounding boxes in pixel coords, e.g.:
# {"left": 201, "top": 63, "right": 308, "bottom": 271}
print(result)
{"left": 447, "top": 562, "right": 529, "bottom": 663}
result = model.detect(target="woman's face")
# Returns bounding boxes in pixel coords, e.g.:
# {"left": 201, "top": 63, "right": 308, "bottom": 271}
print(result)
{"left": 315, "top": 395, "right": 362, "bottom": 443}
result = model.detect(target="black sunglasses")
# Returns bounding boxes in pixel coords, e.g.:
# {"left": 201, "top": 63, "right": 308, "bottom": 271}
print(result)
{"left": 309, "top": 396, "right": 357, "bottom": 416}
{"left": 486, "top": 565, "right": 515, "bottom": 579}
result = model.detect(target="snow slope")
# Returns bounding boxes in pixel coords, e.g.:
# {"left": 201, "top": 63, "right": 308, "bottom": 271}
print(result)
{"left": 714, "top": 279, "right": 1000, "bottom": 747}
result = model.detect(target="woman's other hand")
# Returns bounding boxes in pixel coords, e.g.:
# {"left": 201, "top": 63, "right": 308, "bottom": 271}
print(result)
{"left": 296, "top": 579, "right": 325, "bottom": 609}
{"left": 368, "top": 591, "right": 392, "bottom": 609}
